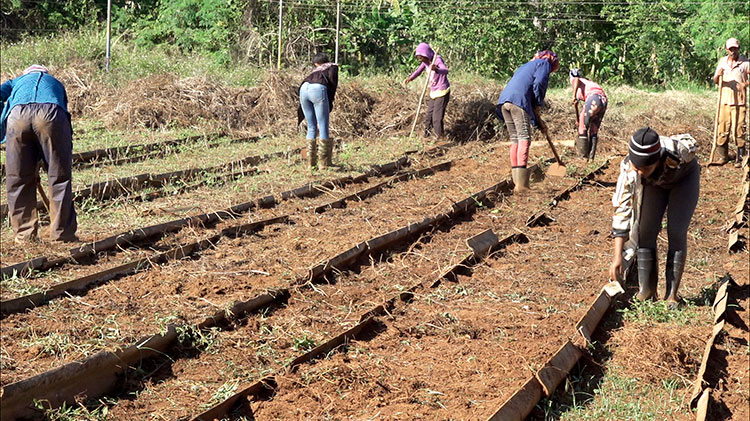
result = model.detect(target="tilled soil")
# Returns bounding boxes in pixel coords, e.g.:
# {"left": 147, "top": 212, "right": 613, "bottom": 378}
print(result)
{"left": 0, "top": 139, "right": 492, "bottom": 293}
{"left": 0, "top": 149, "right": 529, "bottom": 386}
{"left": 103, "top": 163, "right": 579, "bottom": 419}
{"left": 252, "top": 165, "right": 618, "bottom": 420}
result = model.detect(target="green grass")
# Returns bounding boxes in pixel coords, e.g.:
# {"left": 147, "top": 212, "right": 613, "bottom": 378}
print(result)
{"left": 1, "top": 26, "right": 262, "bottom": 88}
{"left": 543, "top": 368, "right": 692, "bottom": 420}
{"left": 618, "top": 299, "right": 705, "bottom": 326}
{"left": 34, "top": 399, "right": 112, "bottom": 421}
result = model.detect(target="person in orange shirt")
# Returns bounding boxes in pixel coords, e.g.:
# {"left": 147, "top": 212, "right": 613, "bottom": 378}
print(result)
{"left": 713, "top": 37, "right": 749, "bottom": 167}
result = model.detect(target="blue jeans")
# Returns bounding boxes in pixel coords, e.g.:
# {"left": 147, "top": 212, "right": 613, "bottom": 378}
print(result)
{"left": 299, "top": 82, "right": 330, "bottom": 140}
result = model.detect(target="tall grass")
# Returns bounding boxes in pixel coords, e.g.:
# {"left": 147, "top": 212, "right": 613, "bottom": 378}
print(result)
{"left": 1, "top": 26, "right": 262, "bottom": 87}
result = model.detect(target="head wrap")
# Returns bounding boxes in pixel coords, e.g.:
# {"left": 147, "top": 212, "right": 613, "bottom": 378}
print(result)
{"left": 415, "top": 42, "right": 435, "bottom": 61}
{"left": 23, "top": 64, "right": 49, "bottom": 75}
{"left": 533, "top": 50, "right": 559, "bottom": 73}
{"left": 726, "top": 37, "right": 740, "bottom": 49}
{"left": 569, "top": 68, "right": 582, "bottom": 79}
{"left": 629, "top": 127, "right": 662, "bottom": 167}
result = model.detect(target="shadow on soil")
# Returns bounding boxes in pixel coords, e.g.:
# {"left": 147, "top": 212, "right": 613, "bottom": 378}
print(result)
{"left": 529, "top": 278, "right": 750, "bottom": 420}
{"left": 527, "top": 286, "right": 630, "bottom": 421}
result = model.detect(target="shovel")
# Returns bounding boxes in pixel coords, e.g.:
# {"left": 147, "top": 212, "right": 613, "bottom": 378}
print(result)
{"left": 541, "top": 126, "right": 567, "bottom": 177}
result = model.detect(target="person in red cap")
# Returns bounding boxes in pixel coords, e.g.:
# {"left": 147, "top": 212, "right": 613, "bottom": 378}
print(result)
{"left": 712, "top": 37, "right": 749, "bottom": 167}
{"left": 609, "top": 128, "right": 700, "bottom": 309}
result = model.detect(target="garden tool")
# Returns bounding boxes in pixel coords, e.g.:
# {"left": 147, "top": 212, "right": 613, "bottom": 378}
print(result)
{"left": 708, "top": 75, "right": 723, "bottom": 166}
{"left": 409, "top": 47, "right": 440, "bottom": 138}
{"left": 541, "top": 126, "right": 567, "bottom": 177}
{"left": 635, "top": 248, "right": 657, "bottom": 301}
{"left": 35, "top": 162, "right": 50, "bottom": 213}
{"left": 664, "top": 250, "right": 686, "bottom": 309}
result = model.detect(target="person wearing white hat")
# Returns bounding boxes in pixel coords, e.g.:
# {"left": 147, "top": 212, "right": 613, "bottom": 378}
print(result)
{"left": 712, "top": 37, "right": 749, "bottom": 167}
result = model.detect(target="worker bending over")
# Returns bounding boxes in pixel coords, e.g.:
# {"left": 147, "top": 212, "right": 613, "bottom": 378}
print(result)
{"left": 609, "top": 128, "right": 700, "bottom": 309}
{"left": 1, "top": 65, "right": 77, "bottom": 242}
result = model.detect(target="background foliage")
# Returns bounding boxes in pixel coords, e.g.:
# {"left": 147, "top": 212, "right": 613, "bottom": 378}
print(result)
{"left": 1, "top": 0, "right": 748, "bottom": 86}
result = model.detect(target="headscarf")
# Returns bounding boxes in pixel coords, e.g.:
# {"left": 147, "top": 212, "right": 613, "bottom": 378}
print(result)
{"left": 533, "top": 50, "right": 559, "bottom": 73}
{"left": 415, "top": 42, "right": 435, "bottom": 61}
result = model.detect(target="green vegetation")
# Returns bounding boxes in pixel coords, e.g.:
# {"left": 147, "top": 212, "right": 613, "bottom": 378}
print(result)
{"left": 3, "top": 0, "right": 748, "bottom": 86}
{"left": 539, "top": 368, "right": 691, "bottom": 420}
{"left": 618, "top": 299, "right": 704, "bottom": 326}
{"left": 33, "top": 399, "right": 111, "bottom": 421}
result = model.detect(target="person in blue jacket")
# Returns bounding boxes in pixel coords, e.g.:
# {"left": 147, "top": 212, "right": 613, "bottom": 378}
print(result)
{"left": 496, "top": 50, "right": 559, "bottom": 193}
{"left": 1, "top": 65, "right": 77, "bottom": 242}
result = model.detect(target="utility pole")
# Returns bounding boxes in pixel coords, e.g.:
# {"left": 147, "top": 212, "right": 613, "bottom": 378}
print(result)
{"left": 335, "top": 0, "right": 341, "bottom": 63}
{"left": 105, "top": 0, "right": 112, "bottom": 71}
{"left": 277, "top": 0, "right": 283, "bottom": 69}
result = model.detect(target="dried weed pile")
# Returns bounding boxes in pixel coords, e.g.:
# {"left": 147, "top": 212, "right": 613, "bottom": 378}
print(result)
{"left": 51, "top": 67, "right": 712, "bottom": 146}
{"left": 611, "top": 324, "right": 705, "bottom": 385}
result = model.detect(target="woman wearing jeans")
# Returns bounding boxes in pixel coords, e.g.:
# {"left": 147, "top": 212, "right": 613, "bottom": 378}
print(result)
{"left": 298, "top": 52, "right": 339, "bottom": 168}
{"left": 609, "top": 128, "right": 700, "bottom": 309}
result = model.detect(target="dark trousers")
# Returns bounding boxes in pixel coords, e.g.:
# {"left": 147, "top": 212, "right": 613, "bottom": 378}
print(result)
{"left": 638, "top": 161, "right": 700, "bottom": 252}
{"left": 424, "top": 92, "right": 450, "bottom": 138}
{"left": 5, "top": 103, "right": 77, "bottom": 241}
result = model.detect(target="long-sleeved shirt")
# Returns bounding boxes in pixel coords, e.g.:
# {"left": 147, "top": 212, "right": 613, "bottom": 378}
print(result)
{"left": 611, "top": 134, "right": 698, "bottom": 261}
{"left": 408, "top": 56, "right": 450, "bottom": 93}
{"left": 297, "top": 63, "right": 339, "bottom": 125}
{"left": 1, "top": 72, "right": 69, "bottom": 143}
{"left": 497, "top": 59, "right": 552, "bottom": 127}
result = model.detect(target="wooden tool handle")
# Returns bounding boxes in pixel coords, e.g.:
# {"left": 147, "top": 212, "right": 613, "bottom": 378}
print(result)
{"left": 543, "top": 128, "right": 564, "bottom": 166}
{"left": 409, "top": 47, "right": 440, "bottom": 138}
{"left": 708, "top": 75, "right": 723, "bottom": 165}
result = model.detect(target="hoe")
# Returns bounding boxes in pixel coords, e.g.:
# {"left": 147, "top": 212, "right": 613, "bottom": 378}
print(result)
{"left": 541, "top": 127, "right": 567, "bottom": 177}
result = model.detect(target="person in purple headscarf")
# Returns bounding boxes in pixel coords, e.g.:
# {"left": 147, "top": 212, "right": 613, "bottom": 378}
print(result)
{"left": 403, "top": 42, "right": 450, "bottom": 139}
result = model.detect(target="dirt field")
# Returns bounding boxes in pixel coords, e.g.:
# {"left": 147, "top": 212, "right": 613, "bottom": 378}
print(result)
{"left": 0, "top": 76, "right": 748, "bottom": 420}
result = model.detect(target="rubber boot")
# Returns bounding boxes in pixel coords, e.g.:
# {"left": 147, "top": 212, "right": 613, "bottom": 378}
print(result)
{"left": 713, "top": 143, "right": 729, "bottom": 165}
{"left": 735, "top": 147, "right": 745, "bottom": 168}
{"left": 514, "top": 167, "right": 530, "bottom": 193}
{"left": 635, "top": 248, "right": 658, "bottom": 301}
{"left": 307, "top": 138, "right": 318, "bottom": 168}
{"left": 319, "top": 138, "right": 334, "bottom": 168}
{"left": 588, "top": 134, "right": 598, "bottom": 160}
{"left": 575, "top": 135, "right": 590, "bottom": 158}
{"left": 665, "top": 250, "right": 686, "bottom": 309}
{"left": 511, "top": 167, "right": 519, "bottom": 191}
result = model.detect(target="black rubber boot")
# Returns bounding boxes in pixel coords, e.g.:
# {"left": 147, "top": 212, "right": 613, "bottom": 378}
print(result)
{"left": 588, "top": 134, "right": 598, "bottom": 160}
{"left": 636, "top": 248, "right": 658, "bottom": 301}
{"left": 665, "top": 250, "right": 686, "bottom": 309}
{"left": 575, "top": 134, "right": 590, "bottom": 157}
{"left": 735, "top": 147, "right": 745, "bottom": 168}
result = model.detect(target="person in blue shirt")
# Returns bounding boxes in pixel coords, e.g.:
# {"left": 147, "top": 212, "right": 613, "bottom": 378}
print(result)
{"left": 496, "top": 50, "right": 559, "bottom": 194}
{"left": 1, "top": 65, "right": 77, "bottom": 242}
